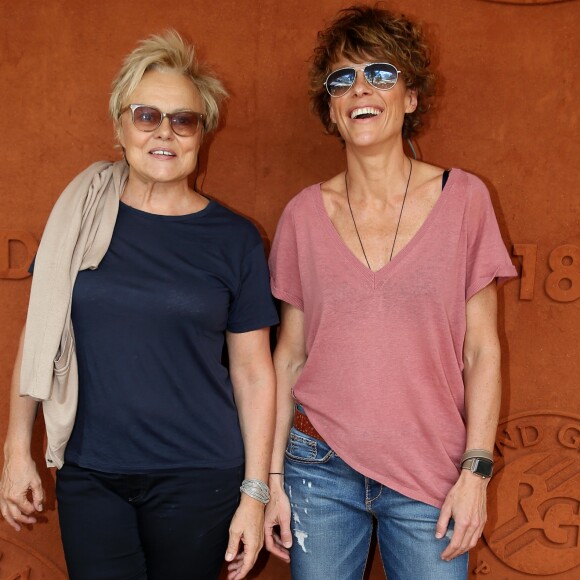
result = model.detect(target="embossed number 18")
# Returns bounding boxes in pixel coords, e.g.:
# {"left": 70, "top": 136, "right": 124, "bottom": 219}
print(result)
{"left": 512, "top": 244, "right": 580, "bottom": 302}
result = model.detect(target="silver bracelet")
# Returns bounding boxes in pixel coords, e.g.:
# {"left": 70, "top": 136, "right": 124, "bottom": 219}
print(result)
{"left": 240, "top": 479, "right": 270, "bottom": 505}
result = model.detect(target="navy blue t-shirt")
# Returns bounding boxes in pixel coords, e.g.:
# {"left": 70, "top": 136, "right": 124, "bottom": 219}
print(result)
{"left": 65, "top": 199, "right": 278, "bottom": 472}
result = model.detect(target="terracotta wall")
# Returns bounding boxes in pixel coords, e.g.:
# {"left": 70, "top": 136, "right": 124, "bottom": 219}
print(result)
{"left": 0, "top": 0, "right": 578, "bottom": 578}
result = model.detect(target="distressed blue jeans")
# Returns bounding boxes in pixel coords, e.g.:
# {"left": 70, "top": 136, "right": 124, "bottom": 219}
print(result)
{"left": 285, "top": 426, "right": 468, "bottom": 580}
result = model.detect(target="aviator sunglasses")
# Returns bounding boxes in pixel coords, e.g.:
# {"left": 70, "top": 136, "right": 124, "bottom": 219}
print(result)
{"left": 123, "top": 104, "right": 205, "bottom": 137}
{"left": 325, "top": 62, "right": 401, "bottom": 98}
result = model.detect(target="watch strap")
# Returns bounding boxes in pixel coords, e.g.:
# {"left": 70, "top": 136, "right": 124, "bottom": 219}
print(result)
{"left": 461, "top": 448, "right": 493, "bottom": 463}
{"left": 461, "top": 457, "right": 494, "bottom": 478}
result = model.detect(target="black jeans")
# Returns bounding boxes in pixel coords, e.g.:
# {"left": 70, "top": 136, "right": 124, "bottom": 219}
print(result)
{"left": 56, "top": 463, "right": 243, "bottom": 580}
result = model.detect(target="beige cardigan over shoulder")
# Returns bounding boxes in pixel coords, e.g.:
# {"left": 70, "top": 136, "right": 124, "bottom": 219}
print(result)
{"left": 20, "top": 160, "right": 129, "bottom": 468}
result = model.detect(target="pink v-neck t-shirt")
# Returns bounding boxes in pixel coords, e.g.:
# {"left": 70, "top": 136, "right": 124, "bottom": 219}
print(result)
{"left": 269, "top": 169, "right": 517, "bottom": 507}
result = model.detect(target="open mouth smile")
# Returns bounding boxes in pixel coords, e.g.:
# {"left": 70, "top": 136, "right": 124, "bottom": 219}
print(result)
{"left": 350, "top": 107, "right": 383, "bottom": 120}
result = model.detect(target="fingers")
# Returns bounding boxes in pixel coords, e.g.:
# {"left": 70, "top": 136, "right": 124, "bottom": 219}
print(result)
{"left": 225, "top": 528, "right": 242, "bottom": 564}
{"left": 0, "top": 487, "right": 43, "bottom": 531}
{"left": 233, "top": 545, "right": 256, "bottom": 580}
{"left": 30, "top": 480, "right": 45, "bottom": 512}
{"left": 263, "top": 520, "right": 277, "bottom": 552}
{"left": 440, "top": 515, "right": 485, "bottom": 561}
{"left": 278, "top": 511, "right": 293, "bottom": 549}
{"left": 264, "top": 497, "right": 293, "bottom": 561}
{"left": 0, "top": 458, "right": 44, "bottom": 531}
{"left": 437, "top": 472, "right": 488, "bottom": 561}
{"left": 264, "top": 505, "right": 292, "bottom": 561}
{"left": 264, "top": 526, "right": 291, "bottom": 562}
{"left": 226, "top": 552, "right": 245, "bottom": 580}
{"left": 224, "top": 529, "right": 260, "bottom": 579}
{"left": 226, "top": 538, "right": 261, "bottom": 580}
{"left": 0, "top": 500, "right": 22, "bottom": 531}
{"left": 0, "top": 499, "right": 37, "bottom": 532}
{"left": 435, "top": 502, "right": 451, "bottom": 540}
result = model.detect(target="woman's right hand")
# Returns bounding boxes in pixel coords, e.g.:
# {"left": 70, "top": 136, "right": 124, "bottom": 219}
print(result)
{"left": 264, "top": 478, "right": 293, "bottom": 562}
{"left": 0, "top": 452, "right": 44, "bottom": 531}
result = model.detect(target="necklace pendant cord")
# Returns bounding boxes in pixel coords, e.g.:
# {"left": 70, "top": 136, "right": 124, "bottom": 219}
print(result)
{"left": 345, "top": 157, "right": 413, "bottom": 271}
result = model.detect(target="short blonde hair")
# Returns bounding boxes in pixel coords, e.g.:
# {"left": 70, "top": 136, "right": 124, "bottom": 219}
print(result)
{"left": 109, "top": 30, "right": 227, "bottom": 135}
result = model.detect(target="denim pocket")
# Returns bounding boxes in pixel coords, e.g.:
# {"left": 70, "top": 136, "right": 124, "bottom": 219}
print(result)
{"left": 285, "top": 428, "right": 335, "bottom": 464}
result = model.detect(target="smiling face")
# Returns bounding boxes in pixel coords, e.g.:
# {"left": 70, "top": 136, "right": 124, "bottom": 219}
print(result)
{"left": 328, "top": 58, "right": 417, "bottom": 150}
{"left": 118, "top": 69, "right": 205, "bottom": 187}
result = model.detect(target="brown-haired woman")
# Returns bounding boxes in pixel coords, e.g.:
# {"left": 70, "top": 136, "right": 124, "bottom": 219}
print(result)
{"left": 265, "top": 5, "right": 516, "bottom": 579}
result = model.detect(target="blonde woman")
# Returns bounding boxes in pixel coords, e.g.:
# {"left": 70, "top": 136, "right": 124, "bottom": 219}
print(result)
{"left": 0, "top": 31, "right": 277, "bottom": 580}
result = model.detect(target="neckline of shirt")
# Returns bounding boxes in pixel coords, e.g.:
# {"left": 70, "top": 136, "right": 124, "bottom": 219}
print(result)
{"left": 313, "top": 167, "right": 458, "bottom": 283}
{"left": 119, "top": 197, "right": 216, "bottom": 222}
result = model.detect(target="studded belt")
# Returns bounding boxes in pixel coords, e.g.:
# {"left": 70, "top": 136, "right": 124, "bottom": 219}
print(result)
{"left": 293, "top": 407, "right": 326, "bottom": 443}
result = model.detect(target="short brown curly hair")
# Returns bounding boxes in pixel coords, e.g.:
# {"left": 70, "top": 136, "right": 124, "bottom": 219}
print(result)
{"left": 310, "top": 4, "right": 436, "bottom": 139}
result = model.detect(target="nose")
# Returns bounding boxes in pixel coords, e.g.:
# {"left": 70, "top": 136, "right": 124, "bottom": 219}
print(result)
{"left": 351, "top": 69, "right": 371, "bottom": 96}
{"left": 155, "top": 115, "right": 174, "bottom": 138}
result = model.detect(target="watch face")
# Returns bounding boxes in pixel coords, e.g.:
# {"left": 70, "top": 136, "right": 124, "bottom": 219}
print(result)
{"left": 474, "top": 458, "right": 494, "bottom": 477}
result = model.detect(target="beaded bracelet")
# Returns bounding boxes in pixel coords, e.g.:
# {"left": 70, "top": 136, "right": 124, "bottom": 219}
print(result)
{"left": 240, "top": 479, "right": 270, "bottom": 505}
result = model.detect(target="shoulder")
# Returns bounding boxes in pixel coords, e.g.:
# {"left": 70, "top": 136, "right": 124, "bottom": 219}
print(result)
{"left": 70, "top": 160, "right": 119, "bottom": 187}
{"left": 445, "top": 168, "right": 493, "bottom": 208}
{"left": 208, "top": 199, "right": 263, "bottom": 245}
{"left": 448, "top": 168, "right": 488, "bottom": 193}
{"left": 49, "top": 160, "right": 121, "bottom": 217}
{"left": 281, "top": 183, "right": 322, "bottom": 218}
{"left": 58, "top": 160, "right": 115, "bottom": 195}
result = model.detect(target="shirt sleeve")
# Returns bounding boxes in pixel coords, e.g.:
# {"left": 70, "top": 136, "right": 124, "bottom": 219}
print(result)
{"left": 227, "top": 241, "right": 279, "bottom": 333}
{"left": 268, "top": 200, "right": 304, "bottom": 311}
{"left": 465, "top": 176, "right": 518, "bottom": 301}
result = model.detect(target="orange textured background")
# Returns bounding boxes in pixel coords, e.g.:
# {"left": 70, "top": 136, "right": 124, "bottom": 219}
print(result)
{"left": 0, "top": 0, "right": 578, "bottom": 578}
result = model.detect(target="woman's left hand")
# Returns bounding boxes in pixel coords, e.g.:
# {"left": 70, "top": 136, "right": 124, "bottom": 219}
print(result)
{"left": 225, "top": 494, "right": 266, "bottom": 579}
{"left": 436, "top": 470, "right": 489, "bottom": 561}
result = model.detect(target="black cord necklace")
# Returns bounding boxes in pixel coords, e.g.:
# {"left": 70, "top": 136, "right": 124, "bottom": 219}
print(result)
{"left": 345, "top": 157, "right": 413, "bottom": 271}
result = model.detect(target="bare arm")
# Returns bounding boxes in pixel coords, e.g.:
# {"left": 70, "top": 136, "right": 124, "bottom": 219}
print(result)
{"left": 437, "top": 282, "right": 501, "bottom": 560}
{"left": 0, "top": 326, "right": 45, "bottom": 531}
{"left": 264, "top": 303, "right": 307, "bottom": 562}
{"left": 224, "top": 327, "right": 276, "bottom": 580}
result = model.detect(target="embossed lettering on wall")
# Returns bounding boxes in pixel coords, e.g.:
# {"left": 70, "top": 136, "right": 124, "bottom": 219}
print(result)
{"left": 512, "top": 244, "right": 580, "bottom": 302}
{"left": 0, "top": 231, "right": 38, "bottom": 279}
{"left": 0, "top": 533, "right": 67, "bottom": 579}
{"left": 478, "top": 412, "right": 580, "bottom": 577}
{"left": 3, "top": 230, "right": 580, "bottom": 306}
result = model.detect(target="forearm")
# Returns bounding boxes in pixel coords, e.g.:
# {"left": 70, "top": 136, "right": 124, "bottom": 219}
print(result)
{"left": 463, "top": 343, "right": 501, "bottom": 453}
{"left": 462, "top": 282, "right": 502, "bottom": 454}
{"left": 263, "top": 338, "right": 305, "bottom": 561}
{"left": 439, "top": 345, "right": 500, "bottom": 559}
{"left": 270, "top": 355, "right": 300, "bottom": 472}
{"left": 269, "top": 303, "right": 307, "bottom": 486}
{"left": 234, "top": 375, "right": 275, "bottom": 482}
{"left": 4, "top": 327, "right": 39, "bottom": 458}
{"left": 1, "top": 327, "right": 44, "bottom": 532}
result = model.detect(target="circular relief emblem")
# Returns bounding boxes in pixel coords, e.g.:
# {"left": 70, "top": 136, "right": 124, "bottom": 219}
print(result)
{"left": 483, "top": 412, "right": 580, "bottom": 576}
{"left": 0, "top": 532, "right": 66, "bottom": 579}
{"left": 480, "top": 0, "right": 577, "bottom": 5}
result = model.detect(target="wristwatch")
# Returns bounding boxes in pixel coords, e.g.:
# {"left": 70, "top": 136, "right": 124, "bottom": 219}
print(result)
{"left": 461, "top": 457, "right": 494, "bottom": 479}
